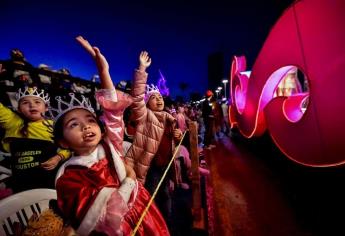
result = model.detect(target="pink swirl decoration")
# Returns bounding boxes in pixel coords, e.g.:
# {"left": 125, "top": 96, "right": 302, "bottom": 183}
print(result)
{"left": 230, "top": 0, "right": 345, "bottom": 167}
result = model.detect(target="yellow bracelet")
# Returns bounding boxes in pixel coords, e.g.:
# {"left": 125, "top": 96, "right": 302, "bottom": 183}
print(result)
{"left": 57, "top": 154, "right": 64, "bottom": 161}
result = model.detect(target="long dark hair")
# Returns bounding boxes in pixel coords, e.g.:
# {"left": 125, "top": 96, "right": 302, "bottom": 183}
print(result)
{"left": 16, "top": 112, "right": 30, "bottom": 137}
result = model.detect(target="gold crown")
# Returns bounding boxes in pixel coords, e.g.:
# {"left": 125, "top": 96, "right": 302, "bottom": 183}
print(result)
{"left": 145, "top": 84, "right": 161, "bottom": 102}
{"left": 49, "top": 93, "right": 95, "bottom": 124}
{"left": 16, "top": 86, "right": 50, "bottom": 104}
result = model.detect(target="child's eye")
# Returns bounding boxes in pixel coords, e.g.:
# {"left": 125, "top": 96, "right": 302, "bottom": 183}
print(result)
{"left": 70, "top": 122, "right": 79, "bottom": 128}
{"left": 88, "top": 118, "right": 97, "bottom": 123}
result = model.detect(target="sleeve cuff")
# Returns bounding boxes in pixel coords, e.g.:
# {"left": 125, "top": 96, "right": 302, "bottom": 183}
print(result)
{"left": 57, "top": 149, "right": 71, "bottom": 160}
{"left": 96, "top": 88, "right": 118, "bottom": 102}
{"left": 118, "top": 177, "right": 136, "bottom": 203}
{"left": 134, "top": 69, "right": 148, "bottom": 75}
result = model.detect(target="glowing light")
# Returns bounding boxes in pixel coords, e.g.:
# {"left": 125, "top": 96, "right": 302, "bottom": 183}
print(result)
{"left": 157, "top": 69, "right": 170, "bottom": 96}
{"left": 229, "top": 0, "right": 345, "bottom": 167}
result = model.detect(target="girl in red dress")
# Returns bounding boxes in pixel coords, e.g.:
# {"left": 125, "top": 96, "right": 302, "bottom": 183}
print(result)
{"left": 53, "top": 36, "right": 169, "bottom": 236}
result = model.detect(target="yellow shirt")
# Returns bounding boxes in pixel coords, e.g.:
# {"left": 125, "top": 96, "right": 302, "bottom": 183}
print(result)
{"left": 0, "top": 103, "right": 70, "bottom": 159}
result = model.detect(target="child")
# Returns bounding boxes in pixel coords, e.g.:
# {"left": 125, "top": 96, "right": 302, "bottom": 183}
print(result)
{"left": 176, "top": 104, "right": 188, "bottom": 133}
{"left": 124, "top": 51, "right": 183, "bottom": 231}
{"left": 0, "top": 86, "right": 70, "bottom": 193}
{"left": 53, "top": 36, "right": 169, "bottom": 236}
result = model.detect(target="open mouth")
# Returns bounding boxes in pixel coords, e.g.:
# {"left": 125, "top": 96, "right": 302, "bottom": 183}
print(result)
{"left": 83, "top": 132, "right": 96, "bottom": 140}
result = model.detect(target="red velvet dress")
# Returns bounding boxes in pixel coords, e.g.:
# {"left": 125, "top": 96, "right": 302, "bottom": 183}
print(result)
{"left": 56, "top": 155, "right": 169, "bottom": 236}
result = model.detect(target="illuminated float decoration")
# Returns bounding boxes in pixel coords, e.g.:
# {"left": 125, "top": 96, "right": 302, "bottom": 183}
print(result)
{"left": 229, "top": 0, "right": 345, "bottom": 167}
{"left": 157, "top": 69, "right": 170, "bottom": 96}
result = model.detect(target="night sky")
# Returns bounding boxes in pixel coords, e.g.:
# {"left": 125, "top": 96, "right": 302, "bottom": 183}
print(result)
{"left": 0, "top": 0, "right": 293, "bottom": 99}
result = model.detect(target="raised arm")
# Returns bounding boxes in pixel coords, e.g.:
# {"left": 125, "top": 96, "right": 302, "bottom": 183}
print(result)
{"left": 130, "top": 51, "right": 152, "bottom": 123}
{"left": 0, "top": 102, "right": 20, "bottom": 129}
{"left": 76, "top": 36, "right": 114, "bottom": 90}
{"left": 76, "top": 37, "right": 135, "bottom": 154}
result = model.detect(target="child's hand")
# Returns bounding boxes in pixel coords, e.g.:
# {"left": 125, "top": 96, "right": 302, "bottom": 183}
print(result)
{"left": 41, "top": 155, "right": 62, "bottom": 170}
{"left": 173, "top": 128, "right": 183, "bottom": 141}
{"left": 76, "top": 36, "right": 109, "bottom": 73}
{"left": 138, "top": 51, "right": 151, "bottom": 72}
{"left": 124, "top": 163, "right": 136, "bottom": 180}
{"left": 76, "top": 35, "right": 114, "bottom": 89}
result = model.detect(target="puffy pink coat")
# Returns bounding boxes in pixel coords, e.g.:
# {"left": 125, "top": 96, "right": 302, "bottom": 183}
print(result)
{"left": 125, "top": 70, "right": 177, "bottom": 184}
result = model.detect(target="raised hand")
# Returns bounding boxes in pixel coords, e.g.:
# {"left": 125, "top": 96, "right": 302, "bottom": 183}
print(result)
{"left": 76, "top": 36, "right": 109, "bottom": 72}
{"left": 138, "top": 51, "right": 151, "bottom": 72}
{"left": 76, "top": 36, "right": 113, "bottom": 89}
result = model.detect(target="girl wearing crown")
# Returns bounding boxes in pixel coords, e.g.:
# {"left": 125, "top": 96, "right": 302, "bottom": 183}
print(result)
{"left": 124, "top": 51, "right": 183, "bottom": 232}
{"left": 0, "top": 86, "right": 70, "bottom": 193}
{"left": 53, "top": 36, "right": 169, "bottom": 236}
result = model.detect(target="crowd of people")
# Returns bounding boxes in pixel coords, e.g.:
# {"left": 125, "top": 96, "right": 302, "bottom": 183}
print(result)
{"left": 0, "top": 37, "right": 231, "bottom": 235}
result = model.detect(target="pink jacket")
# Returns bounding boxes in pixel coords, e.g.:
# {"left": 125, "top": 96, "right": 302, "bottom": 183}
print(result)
{"left": 125, "top": 70, "right": 177, "bottom": 183}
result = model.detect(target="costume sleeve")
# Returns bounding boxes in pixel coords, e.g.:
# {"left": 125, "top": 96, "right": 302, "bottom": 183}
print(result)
{"left": 117, "top": 177, "right": 136, "bottom": 202}
{"left": 95, "top": 88, "right": 133, "bottom": 155}
{"left": 130, "top": 70, "right": 149, "bottom": 123}
{"left": 0, "top": 102, "right": 22, "bottom": 129}
{"left": 94, "top": 177, "right": 136, "bottom": 235}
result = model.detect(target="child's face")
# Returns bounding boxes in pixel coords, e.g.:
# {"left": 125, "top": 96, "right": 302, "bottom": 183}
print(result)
{"left": 147, "top": 93, "right": 164, "bottom": 111}
{"left": 18, "top": 96, "right": 47, "bottom": 121}
{"left": 60, "top": 109, "right": 102, "bottom": 156}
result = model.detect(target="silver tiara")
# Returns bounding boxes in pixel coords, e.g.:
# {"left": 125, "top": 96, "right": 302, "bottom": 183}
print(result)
{"left": 48, "top": 93, "right": 95, "bottom": 124}
{"left": 144, "top": 84, "right": 161, "bottom": 102}
{"left": 16, "top": 87, "right": 50, "bottom": 104}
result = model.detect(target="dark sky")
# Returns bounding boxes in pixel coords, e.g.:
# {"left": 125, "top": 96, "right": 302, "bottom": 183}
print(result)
{"left": 0, "top": 0, "right": 293, "bottom": 99}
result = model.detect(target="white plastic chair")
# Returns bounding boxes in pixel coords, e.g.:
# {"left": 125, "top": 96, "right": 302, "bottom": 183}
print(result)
{"left": 0, "top": 188, "right": 57, "bottom": 236}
